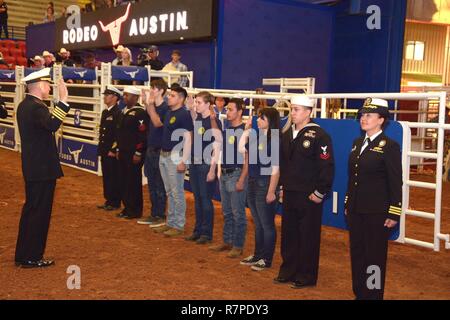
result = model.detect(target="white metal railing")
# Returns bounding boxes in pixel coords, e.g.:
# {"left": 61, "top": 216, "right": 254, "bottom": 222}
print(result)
{"left": 263, "top": 77, "right": 316, "bottom": 94}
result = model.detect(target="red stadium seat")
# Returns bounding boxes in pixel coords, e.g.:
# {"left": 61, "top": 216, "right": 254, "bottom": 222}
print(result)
{"left": 0, "top": 47, "right": 9, "bottom": 56}
{"left": 16, "top": 56, "right": 27, "bottom": 66}
{"left": 2, "top": 40, "right": 16, "bottom": 50}
{"left": 9, "top": 47, "right": 22, "bottom": 57}
{"left": 3, "top": 56, "right": 15, "bottom": 65}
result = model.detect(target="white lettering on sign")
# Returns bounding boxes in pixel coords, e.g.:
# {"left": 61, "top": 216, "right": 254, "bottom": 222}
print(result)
{"left": 63, "top": 26, "right": 98, "bottom": 45}
{"left": 128, "top": 11, "right": 189, "bottom": 38}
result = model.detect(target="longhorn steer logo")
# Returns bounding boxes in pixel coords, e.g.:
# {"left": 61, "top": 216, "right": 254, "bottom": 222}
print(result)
{"left": 98, "top": 3, "right": 131, "bottom": 46}
{"left": 74, "top": 70, "right": 88, "bottom": 78}
{"left": 68, "top": 145, "right": 84, "bottom": 164}
{"left": 123, "top": 70, "right": 140, "bottom": 79}
{"left": 2, "top": 72, "right": 14, "bottom": 79}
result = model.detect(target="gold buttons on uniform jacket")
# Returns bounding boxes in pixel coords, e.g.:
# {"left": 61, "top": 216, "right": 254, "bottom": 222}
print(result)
{"left": 354, "top": 182, "right": 358, "bottom": 186}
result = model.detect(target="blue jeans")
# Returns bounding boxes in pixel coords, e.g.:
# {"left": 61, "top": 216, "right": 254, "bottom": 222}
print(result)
{"left": 189, "top": 164, "right": 216, "bottom": 240}
{"left": 144, "top": 148, "right": 166, "bottom": 219}
{"left": 159, "top": 152, "right": 186, "bottom": 230}
{"left": 247, "top": 176, "right": 277, "bottom": 266}
{"left": 219, "top": 168, "right": 247, "bottom": 249}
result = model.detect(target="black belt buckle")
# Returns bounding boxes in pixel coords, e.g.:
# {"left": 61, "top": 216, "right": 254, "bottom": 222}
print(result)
{"left": 148, "top": 147, "right": 161, "bottom": 153}
{"left": 221, "top": 167, "right": 239, "bottom": 174}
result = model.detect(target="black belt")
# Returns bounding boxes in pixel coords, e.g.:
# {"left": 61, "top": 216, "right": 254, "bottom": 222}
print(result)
{"left": 147, "top": 146, "right": 161, "bottom": 152}
{"left": 221, "top": 167, "right": 241, "bottom": 174}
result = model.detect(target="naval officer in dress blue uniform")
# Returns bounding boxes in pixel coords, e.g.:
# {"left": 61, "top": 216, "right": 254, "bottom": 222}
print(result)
{"left": 15, "top": 68, "right": 70, "bottom": 268}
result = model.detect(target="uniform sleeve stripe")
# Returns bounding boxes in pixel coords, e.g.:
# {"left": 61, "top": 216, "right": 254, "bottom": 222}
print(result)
{"left": 52, "top": 112, "right": 65, "bottom": 121}
{"left": 53, "top": 109, "right": 66, "bottom": 119}
{"left": 389, "top": 211, "right": 401, "bottom": 216}
{"left": 55, "top": 107, "right": 67, "bottom": 116}
{"left": 389, "top": 209, "right": 402, "bottom": 214}
{"left": 314, "top": 190, "right": 324, "bottom": 199}
{"left": 389, "top": 206, "right": 402, "bottom": 212}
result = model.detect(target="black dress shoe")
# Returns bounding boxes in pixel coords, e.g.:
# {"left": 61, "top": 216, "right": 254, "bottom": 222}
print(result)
{"left": 273, "top": 276, "right": 291, "bottom": 284}
{"left": 16, "top": 259, "right": 55, "bottom": 269}
{"left": 116, "top": 212, "right": 129, "bottom": 218}
{"left": 105, "top": 205, "right": 120, "bottom": 211}
{"left": 124, "top": 215, "right": 140, "bottom": 220}
{"left": 97, "top": 204, "right": 108, "bottom": 209}
{"left": 196, "top": 236, "right": 211, "bottom": 245}
{"left": 291, "top": 280, "right": 316, "bottom": 289}
{"left": 185, "top": 234, "right": 200, "bottom": 241}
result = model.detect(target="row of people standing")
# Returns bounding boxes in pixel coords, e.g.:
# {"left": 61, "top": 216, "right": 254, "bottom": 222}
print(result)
{"left": 97, "top": 81, "right": 402, "bottom": 300}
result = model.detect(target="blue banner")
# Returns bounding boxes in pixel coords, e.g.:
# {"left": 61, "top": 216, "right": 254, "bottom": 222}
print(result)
{"left": 0, "top": 70, "right": 15, "bottom": 80}
{"left": 0, "top": 125, "right": 15, "bottom": 149}
{"left": 62, "top": 67, "right": 97, "bottom": 81}
{"left": 58, "top": 138, "right": 98, "bottom": 173}
{"left": 25, "top": 68, "right": 49, "bottom": 76}
{"left": 111, "top": 66, "right": 148, "bottom": 82}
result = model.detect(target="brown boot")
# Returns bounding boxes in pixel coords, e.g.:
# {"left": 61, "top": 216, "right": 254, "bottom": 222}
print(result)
{"left": 227, "top": 247, "right": 243, "bottom": 258}
{"left": 208, "top": 243, "right": 233, "bottom": 252}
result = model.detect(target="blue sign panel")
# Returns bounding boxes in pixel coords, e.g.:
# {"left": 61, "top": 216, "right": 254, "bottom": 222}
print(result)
{"left": 112, "top": 66, "right": 148, "bottom": 82}
{"left": 58, "top": 138, "right": 98, "bottom": 173}
{"left": 0, "top": 125, "right": 15, "bottom": 149}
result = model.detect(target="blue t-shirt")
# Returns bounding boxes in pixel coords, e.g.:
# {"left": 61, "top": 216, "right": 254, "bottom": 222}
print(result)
{"left": 147, "top": 101, "right": 169, "bottom": 149}
{"left": 191, "top": 113, "right": 222, "bottom": 164}
{"left": 246, "top": 130, "right": 278, "bottom": 178}
{"left": 221, "top": 123, "right": 245, "bottom": 169}
{"left": 161, "top": 106, "right": 194, "bottom": 152}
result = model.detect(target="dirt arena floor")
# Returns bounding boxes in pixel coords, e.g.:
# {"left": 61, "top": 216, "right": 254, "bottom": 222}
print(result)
{"left": 0, "top": 148, "right": 449, "bottom": 300}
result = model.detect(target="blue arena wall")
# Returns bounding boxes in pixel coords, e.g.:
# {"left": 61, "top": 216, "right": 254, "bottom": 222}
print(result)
{"left": 25, "top": 0, "right": 407, "bottom": 93}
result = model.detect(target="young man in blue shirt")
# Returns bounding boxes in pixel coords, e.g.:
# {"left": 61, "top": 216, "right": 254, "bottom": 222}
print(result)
{"left": 139, "top": 79, "right": 169, "bottom": 227}
{"left": 146, "top": 85, "right": 193, "bottom": 237}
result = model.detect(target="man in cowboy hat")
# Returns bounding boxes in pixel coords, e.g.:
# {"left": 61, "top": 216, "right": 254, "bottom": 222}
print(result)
{"left": 42, "top": 50, "right": 55, "bottom": 68}
{"left": 32, "top": 55, "right": 44, "bottom": 69}
{"left": 58, "top": 48, "right": 75, "bottom": 67}
{"left": 15, "top": 68, "right": 70, "bottom": 268}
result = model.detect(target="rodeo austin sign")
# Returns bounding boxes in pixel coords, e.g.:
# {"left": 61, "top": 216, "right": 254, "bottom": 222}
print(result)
{"left": 55, "top": 0, "right": 217, "bottom": 50}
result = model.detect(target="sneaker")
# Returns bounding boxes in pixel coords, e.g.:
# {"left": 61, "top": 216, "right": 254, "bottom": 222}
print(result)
{"left": 209, "top": 243, "right": 233, "bottom": 252}
{"left": 251, "top": 259, "right": 269, "bottom": 271}
{"left": 227, "top": 247, "right": 243, "bottom": 258}
{"left": 240, "top": 255, "right": 260, "bottom": 266}
{"left": 163, "top": 228, "right": 184, "bottom": 237}
{"left": 153, "top": 225, "right": 171, "bottom": 233}
{"left": 196, "top": 236, "right": 211, "bottom": 245}
{"left": 149, "top": 218, "right": 166, "bottom": 228}
{"left": 137, "top": 216, "right": 159, "bottom": 225}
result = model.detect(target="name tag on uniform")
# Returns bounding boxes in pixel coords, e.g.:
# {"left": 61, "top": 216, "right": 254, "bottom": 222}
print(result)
{"left": 370, "top": 146, "right": 384, "bottom": 154}
{"left": 106, "top": 116, "right": 113, "bottom": 121}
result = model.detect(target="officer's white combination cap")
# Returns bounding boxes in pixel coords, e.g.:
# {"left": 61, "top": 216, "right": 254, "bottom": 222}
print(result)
{"left": 124, "top": 86, "right": 141, "bottom": 96}
{"left": 21, "top": 68, "right": 53, "bottom": 85}
{"left": 102, "top": 85, "right": 122, "bottom": 97}
{"left": 291, "top": 95, "right": 315, "bottom": 108}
